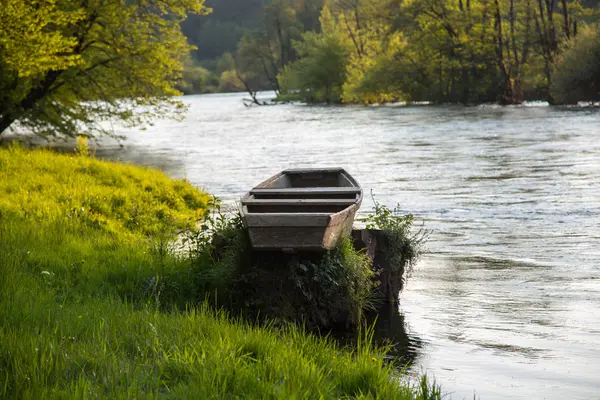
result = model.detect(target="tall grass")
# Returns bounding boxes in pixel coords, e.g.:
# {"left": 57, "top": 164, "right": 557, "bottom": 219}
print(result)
{"left": 0, "top": 145, "right": 442, "bottom": 399}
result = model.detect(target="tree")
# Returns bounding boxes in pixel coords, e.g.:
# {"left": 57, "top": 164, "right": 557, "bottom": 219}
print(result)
{"left": 551, "top": 25, "right": 600, "bottom": 103}
{"left": 176, "top": 56, "right": 218, "bottom": 95}
{"left": 274, "top": 0, "right": 599, "bottom": 104}
{"left": 384, "top": 0, "right": 503, "bottom": 103}
{"left": 0, "top": 0, "right": 209, "bottom": 139}
{"left": 234, "top": 0, "right": 305, "bottom": 96}
{"left": 531, "top": 0, "right": 581, "bottom": 102}
{"left": 278, "top": 6, "right": 352, "bottom": 103}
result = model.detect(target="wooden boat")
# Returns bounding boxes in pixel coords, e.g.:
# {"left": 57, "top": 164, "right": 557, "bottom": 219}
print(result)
{"left": 241, "top": 168, "right": 363, "bottom": 251}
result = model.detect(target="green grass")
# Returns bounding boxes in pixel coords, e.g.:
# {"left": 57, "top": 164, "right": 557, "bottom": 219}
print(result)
{"left": 0, "top": 145, "right": 441, "bottom": 399}
{"left": 0, "top": 144, "right": 210, "bottom": 239}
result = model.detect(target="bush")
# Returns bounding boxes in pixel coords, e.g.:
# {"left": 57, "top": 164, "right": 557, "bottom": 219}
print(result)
{"left": 218, "top": 69, "right": 246, "bottom": 92}
{"left": 363, "top": 194, "right": 427, "bottom": 303}
{"left": 181, "top": 193, "right": 427, "bottom": 327}
{"left": 551, "top": 26, "right": 600, "bottom": 104}
{"left": 176, "top": 57, "right": 219, "bottom": 95}
{"left": 365, "top": 196, "right": 425, "bottom": 270}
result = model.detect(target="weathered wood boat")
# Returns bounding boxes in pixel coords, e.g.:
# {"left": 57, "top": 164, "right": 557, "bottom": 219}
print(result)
{"left": 241, "top": 168, "right": 363, "bottom": 251}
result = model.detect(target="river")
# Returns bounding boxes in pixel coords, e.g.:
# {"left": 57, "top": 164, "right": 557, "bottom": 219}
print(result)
{"left": 96, "top": 92, "right": 600, "bottom": 400}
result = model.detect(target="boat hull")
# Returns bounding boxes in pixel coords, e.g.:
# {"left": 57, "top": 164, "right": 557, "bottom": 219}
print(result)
{"left": 244, "top": 204, "right": 359, "bottom": 250}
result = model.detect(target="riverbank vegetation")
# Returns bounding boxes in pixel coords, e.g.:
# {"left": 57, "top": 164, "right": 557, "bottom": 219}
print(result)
{"left": 187, "top": 209, "right": 377, "bottom": 329}
{"left": 183, "top": 0, "right": 600, "bottom": 105}
{"left": 0, "top": 145, "right": 438, "bottom": 399}
{"left": 551, "top": 25, "right": 600, "bottom": 104}
{"left": 4, "top": 1, "right": 598, "bottom": 141}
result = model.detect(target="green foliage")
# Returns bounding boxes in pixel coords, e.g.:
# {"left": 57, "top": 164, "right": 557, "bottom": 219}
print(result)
{"left": 365, "top": 193, "right": 425, "bottom": 275}
{"left": 235, "top": 1, "right": 305, "bottom": 94}
{"left": 235, "top": 32, "right": 281, "bottom": 92}
{"left": 184, "top": 207, "right": 377, "bottom": 330}
{"left": 215, "top": 52, "right": 236, "bottom": 76}
{"left": 273, "top": 0, "right": 600, "bottom": 104}
{"left": 176, "top": 57, "right": 219, "bottom": 95}
{"left": 181, "top": 0, "right": 327, "bottom": 95}
{"left": 0, "top": 0, "right": 210, "bottom": 139}
{"left": 218, "top": 70, "right": 246, "bottom": 92}
{"left": 181, "top": 200, "right": 248, "bottom": 299}
{"left": 284, "top": 236, "right": 376, "bottom": 328}
{"left": 181, "top": 0, "right": 265, "bottom": 61}
{"left": 278, "top": 7, "right": 351, "bottom": 102}
{"left": 551, "top": 25, "right": 600, "bottom": 104}
{"left": 278, "top": 33, "right": 350, "bottom": 102}
{"left": 182, "top": 0, "right": 325, "bottom": 62}
{"left": 0, "top": 0, "right": 84, "bottom": 78}
{"left": 0, "top": 146, "right": 441, "bottom": 399}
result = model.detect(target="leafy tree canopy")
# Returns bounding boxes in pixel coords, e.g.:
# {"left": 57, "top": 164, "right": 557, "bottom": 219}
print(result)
{"left": 0, "top": 0, "right": 209, "bottom": 139}
{"left": 277, "top": 0, "right": 600, "bottom": 105}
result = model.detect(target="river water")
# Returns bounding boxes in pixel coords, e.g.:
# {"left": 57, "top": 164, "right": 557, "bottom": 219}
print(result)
{"left": 96, "top": 93, "right": 600, "bottom": 400}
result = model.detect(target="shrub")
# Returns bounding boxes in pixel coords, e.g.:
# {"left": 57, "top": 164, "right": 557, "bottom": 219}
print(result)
{"left": 551, "top": 26, "right": 600, "bottom": 104}
{"left": 363, "top": 193, "right": 427, "bottom": 303}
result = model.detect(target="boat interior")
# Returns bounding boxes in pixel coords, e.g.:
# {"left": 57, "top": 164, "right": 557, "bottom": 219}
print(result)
{"left": 261, "top": 170, "right": 355, "bottom": 189}
{"left": 243, "top": 169, "right": 361, "bottom": 214}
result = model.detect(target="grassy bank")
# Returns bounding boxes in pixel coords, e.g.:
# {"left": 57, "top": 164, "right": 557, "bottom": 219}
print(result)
{"left": 0, "top": 145, "right": 440, "bottom": 399}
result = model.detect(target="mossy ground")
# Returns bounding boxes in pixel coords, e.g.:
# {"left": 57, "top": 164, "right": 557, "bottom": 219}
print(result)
{"left": 0, "top": 145, "right": 440, "bottom": 399}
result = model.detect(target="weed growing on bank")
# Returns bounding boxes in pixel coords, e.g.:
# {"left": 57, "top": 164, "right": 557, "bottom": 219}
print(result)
{"left": 365, "top": 192, "right": 426, "bottom": 271}
{"left": 362, "top": 193, "right": 428, "bottom": 301}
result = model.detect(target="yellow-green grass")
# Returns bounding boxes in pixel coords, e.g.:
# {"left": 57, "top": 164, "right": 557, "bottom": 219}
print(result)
{"left": 0, "top": 146, "right": 440, "bottom": 399}
{"left": 0, "top": 144, "right": 210, "bottom": 239}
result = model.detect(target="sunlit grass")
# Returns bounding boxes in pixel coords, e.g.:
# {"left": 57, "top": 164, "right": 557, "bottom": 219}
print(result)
{"left": 0, "top": 144, "right": 210, "bottom": 239}
{"left": 0, "top": 146, "right": 441, "bottom": 399}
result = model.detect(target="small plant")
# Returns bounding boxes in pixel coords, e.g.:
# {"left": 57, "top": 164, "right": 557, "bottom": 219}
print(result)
{"left": 364, "top": 191, "right": 426, "bottom": 270}
{"left": 363, "top": 192, "right": 428, "bottom": 301}
{"left": 180, "top": 197, "right": 248, "bottom": 305}
{"left": 74, "top": 135, "right": 92, "bottom": 157}
{"left": 286, "top": 236, "right": 376, "bottom": 328}
{"left": 181, "top": 197, "right": 245, "bottom": 261}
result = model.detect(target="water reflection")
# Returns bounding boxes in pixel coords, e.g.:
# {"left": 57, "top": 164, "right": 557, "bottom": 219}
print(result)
{"left": 365, "top": 304, "right": 423, "bottom": 367}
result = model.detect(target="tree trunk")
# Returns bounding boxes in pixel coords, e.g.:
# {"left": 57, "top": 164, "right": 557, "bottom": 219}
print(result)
{"left": 561, "top": 0, "right": 570, "bottom": 39}
{"left": 494, "top": 0, "right": 511, "bottom": 104}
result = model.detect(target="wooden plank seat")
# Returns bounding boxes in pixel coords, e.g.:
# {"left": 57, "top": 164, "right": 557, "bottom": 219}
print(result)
{"left": 243, "top": 197, "right": 357, "bottom": 214}
{"left": 249, "top": 187, "right": 361, "bottom": 196}
{"left": 249, "top": 187, "right": 361, "bottom": 200}
{"left": 242, "top": 198, "right": 357, "bottom": 206}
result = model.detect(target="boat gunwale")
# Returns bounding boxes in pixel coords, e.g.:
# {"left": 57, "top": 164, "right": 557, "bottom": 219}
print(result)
{"left": 241, "top": 168, "right": 363, "bottom": 224}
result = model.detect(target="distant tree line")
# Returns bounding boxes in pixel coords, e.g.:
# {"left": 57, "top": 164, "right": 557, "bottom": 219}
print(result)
{"left": 183, "top": 0, "right": 600, "bottom": 105}
{"left": 179, "top": 0, "right": 325, "bottom": 96}
{"left": 2, "top": 0, "right": 598, "bottom": 141}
